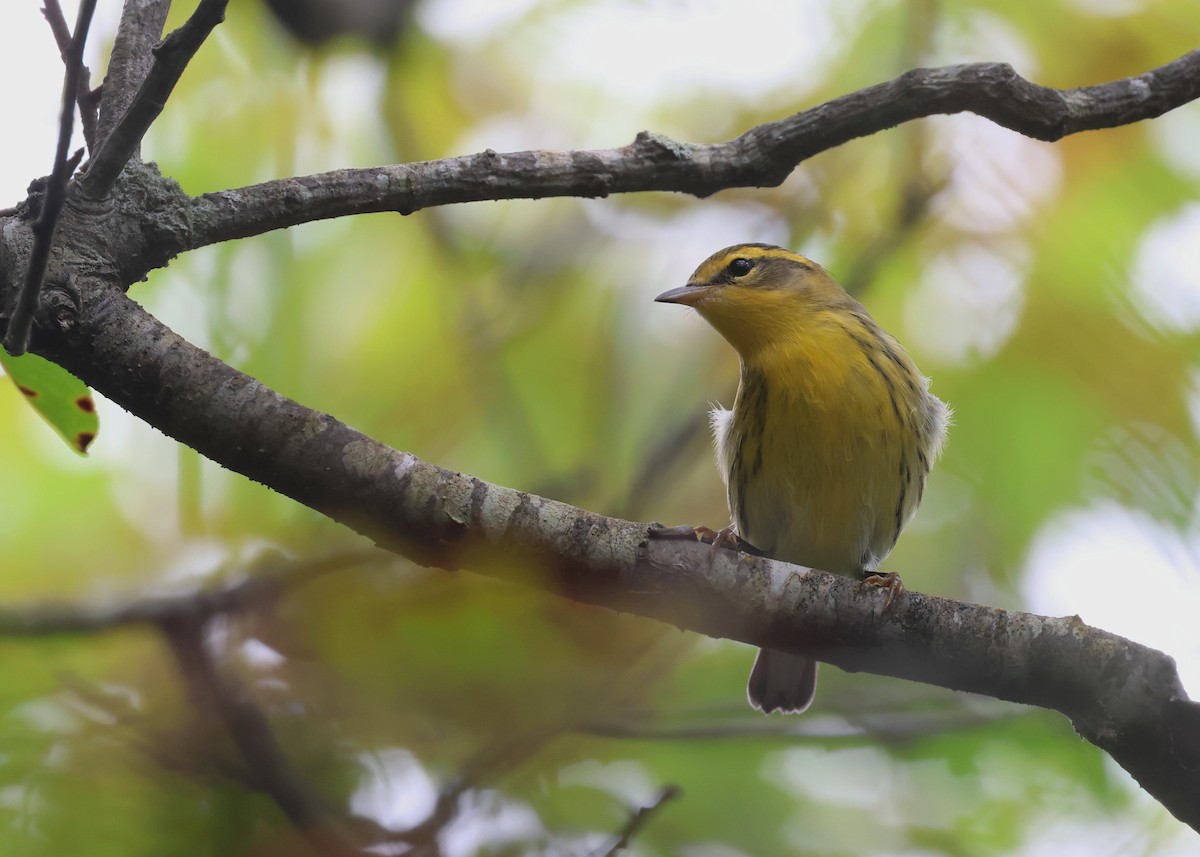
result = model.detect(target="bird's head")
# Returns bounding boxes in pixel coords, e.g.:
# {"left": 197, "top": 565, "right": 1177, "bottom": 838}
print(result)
{"left": 655, "top": 244, "right": 850, "bottom": 357}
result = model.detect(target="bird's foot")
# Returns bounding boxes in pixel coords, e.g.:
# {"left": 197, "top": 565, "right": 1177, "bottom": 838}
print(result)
{"left": 860, "top": 571, "right": 905, "bottom": 612}
{"left": 693, "top": 525, "right": 739, "bottom": 552}
{"left": 646, "top": 523, "right": 707, "bottom": 541}
{"left": 646, "top": 523, "right": 763, "bottom": 556}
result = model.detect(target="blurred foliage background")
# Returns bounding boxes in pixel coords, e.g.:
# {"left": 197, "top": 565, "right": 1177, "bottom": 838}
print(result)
{"left": 0, "top": 0, "right": 1199, "bottom": 854}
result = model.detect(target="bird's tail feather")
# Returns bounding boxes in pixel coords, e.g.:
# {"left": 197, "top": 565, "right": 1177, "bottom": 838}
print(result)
{"left": 747, "top": 648, "right": 818, "bottom": 714}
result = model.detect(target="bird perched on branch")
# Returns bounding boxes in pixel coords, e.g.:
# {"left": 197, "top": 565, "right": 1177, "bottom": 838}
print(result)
{"left": 655, "top": 244, "right": 949, "bottom": 713}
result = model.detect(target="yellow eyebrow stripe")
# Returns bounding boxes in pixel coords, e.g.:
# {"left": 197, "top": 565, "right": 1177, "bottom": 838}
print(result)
{"left": 690, "top": 244, "right": 816, "bottom": 284}
{"left": 736, "top": 246, "right": 813, "bottom": 264}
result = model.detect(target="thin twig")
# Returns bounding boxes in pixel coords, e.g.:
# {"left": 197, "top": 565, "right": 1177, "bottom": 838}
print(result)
{"left": 578, "top": 706, "right": 1017, "bottom": 743}
{"left": 162, "top": 617, "right": 362, "bottom": 857}
{"left": 393, "top": 731, "right": 555, "bottom": 853}
{"left": 80, "top": 0, "right": 229, "bottom": 200}
{"left": 592, "top": 786, "right": 681, "bottom": 857}
{"left": 3, "top": 0, "right": 97, "bottom": 357}
{"left": 41, "top": 0, "right": 98, "bottom": 151}
{"left": 40, "top": 0, "right": 72, "bottom": 50}
{"left": 0, "top": 549, "right": 386, "bottom": 637}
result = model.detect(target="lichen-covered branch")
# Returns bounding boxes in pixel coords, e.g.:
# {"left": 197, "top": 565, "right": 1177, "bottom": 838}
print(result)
{"left": 28, "top": 282, "right": 1200, "bottom": 832}
{"left": 184, "top": 50, "right": 1200, "bottom": 250}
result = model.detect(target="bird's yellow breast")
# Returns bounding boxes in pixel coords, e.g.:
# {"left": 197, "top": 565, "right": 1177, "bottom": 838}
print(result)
{"left": 714, "top": 308, "right": 939, "bottom": 575}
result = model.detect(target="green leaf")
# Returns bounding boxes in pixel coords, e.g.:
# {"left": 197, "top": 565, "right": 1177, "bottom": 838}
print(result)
{"left": 0, "top": 352, "right": 98, "bottom": 455}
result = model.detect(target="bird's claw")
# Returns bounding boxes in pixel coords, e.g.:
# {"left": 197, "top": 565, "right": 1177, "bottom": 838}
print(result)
{"left": 860, "top": 571, "right": 905, "bottom": 613}
{"left": 647, "top": 523, "right": 762, "bottom": 556}
{"left": 693, "top": 525, "right": 740, "bottom": 553}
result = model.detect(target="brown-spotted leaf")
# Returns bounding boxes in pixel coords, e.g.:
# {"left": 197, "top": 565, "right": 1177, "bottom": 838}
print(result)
{"left": 0, "top": 352, "right": 99, "bottom": 455}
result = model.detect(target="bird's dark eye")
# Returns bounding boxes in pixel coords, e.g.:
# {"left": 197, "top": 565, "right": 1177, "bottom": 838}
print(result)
{"left": 728, "top": 258, "right": 754, "bottom": 277}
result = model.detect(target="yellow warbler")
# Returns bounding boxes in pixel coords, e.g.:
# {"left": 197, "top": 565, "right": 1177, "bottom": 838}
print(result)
{"left": 656, "top": 244, "right": 949, "bottom": 713}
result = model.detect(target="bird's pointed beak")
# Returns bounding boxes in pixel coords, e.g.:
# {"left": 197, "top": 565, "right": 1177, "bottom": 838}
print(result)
{"left": 654, "top": 284, "right": 710, "bottom": 306}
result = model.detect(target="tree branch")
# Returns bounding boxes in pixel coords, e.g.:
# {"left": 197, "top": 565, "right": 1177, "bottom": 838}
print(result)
{"left": 2, "top": 0, "right": 96, "bottom": 356}
{"left": 0, "top": 550, "right": 382, "bottom": 636}
{"left": 82, "top": 0, "right": 229, "bottom": 199}
{"left": 184, "top": 50, "right": 1200, "bottom": 250}
{"left": 594, "top": 786, "right": 681, "bottom": 857}
{"left": 393, "top": 732, "right": 555, "bottom": 854}
{"left": 94, "top": 0, "right": 170, "bottom": 146}
{"left": 42, "top": 0, "right": 99, "bottom": 151}
{"left": 7, "top": 25, "right": 1200, "bottom": 835}
{"left": 577, "top": 706, "right": 1016, "bottom": 744}
{"left": 162, "top": 615, "right": 362, "bottom": 856}
{"left": 31, "top": 284, "right": 1200, "bottom": 832}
